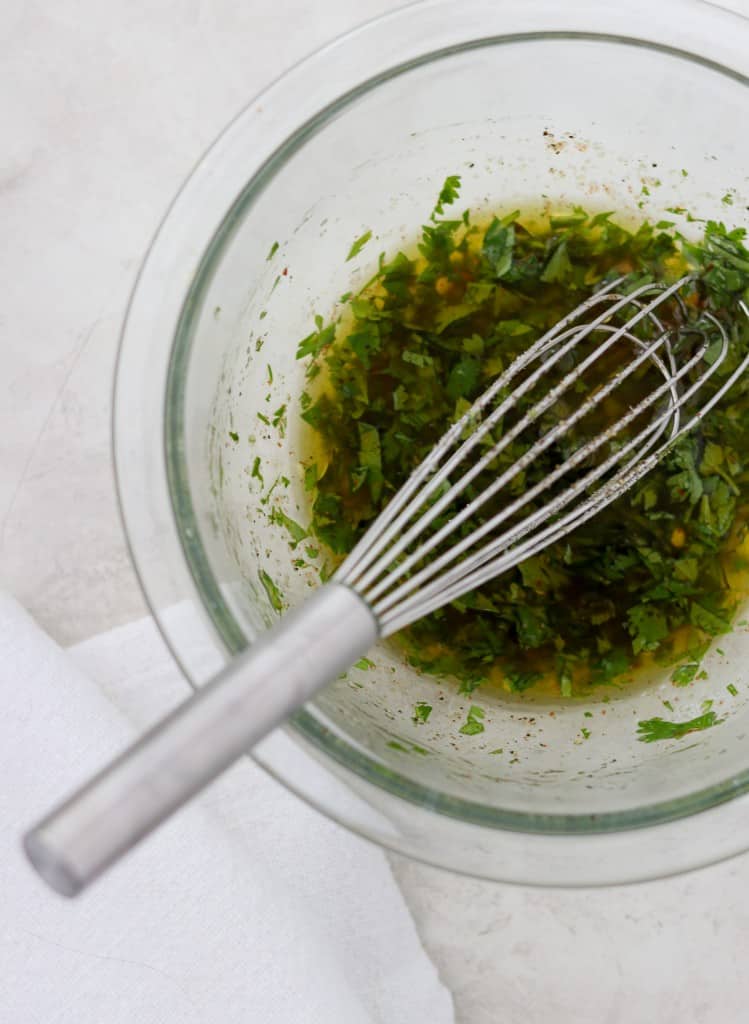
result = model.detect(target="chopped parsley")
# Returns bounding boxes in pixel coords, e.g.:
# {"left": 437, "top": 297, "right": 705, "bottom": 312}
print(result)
{"left": 260, "top": 475, "right": 282, "bottom": 507}
{"left": 272, "top": 404, "right": 287, "bottom": 438}
{"left": 432, "top": 174, "right": 461, "bottom": 218}
{"left": 637, "top": 711, "right": 722, "bottom": 742}
{"left": 412, "top": 702, "right": 432, "bottom": 724}
{"left": 258, "top": 569, "right": 284, "bottom": 612}
{"left": 459, "top": 705, "right": 485, "bottom": 736}
{"left": 269, "top": 507, "right": 307, "bottom": 547}
{"left": 296, "top": 315, "right": 336, "bottom": 361}
{"left": 347, "top": 230, "right": 373, "bottom": 261}
{"left": 295, "top": 177, "right": 749, "bottom": 698}
{"left": 671, "top": 663, "right": 699, "bottom": 687}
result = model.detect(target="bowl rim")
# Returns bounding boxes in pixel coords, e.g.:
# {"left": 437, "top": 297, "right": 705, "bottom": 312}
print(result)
{"left": 115, "top": 0, "right": 749, "bottom": 883}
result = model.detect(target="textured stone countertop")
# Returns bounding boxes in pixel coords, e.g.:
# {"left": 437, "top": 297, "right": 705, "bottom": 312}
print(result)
{"left": 3, "top": 2, "right": 749, "bottom": 1020}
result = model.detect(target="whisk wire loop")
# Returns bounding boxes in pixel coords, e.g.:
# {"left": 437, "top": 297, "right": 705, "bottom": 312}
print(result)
{"left": 337, "top": 278, "right": 746, "bottom": 635}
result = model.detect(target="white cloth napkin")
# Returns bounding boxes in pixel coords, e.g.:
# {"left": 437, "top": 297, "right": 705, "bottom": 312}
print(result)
{"left": 0, "top": 593, "right": 455, "bottom": 1024}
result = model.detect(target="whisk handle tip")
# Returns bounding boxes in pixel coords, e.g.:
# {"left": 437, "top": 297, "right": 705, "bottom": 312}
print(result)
{"left": 24, "top": 583, "right": 377, "bottom": 896}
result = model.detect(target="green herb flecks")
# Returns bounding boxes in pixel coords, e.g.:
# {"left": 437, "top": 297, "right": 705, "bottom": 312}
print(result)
{"left": 671, "top": 663, "right": 699, "bottom": 687}
{"left": 637, "top": 711, "right": 722, "bottom": 743}
{"left": 347, "top": 230, "right": 373, "bottom": 261}
{"left": 459, "top": 705, "right": 485, "bottom": 736}
{"left": 272, "top": 404, "right": 287, "bottom": 438}
{"left": 258, "top": 569, "right": 284, "bottom": 612}
{"left": 432, "top": 175, "right": 461, "bottom": 218}
{"left": 296, "top": 315, "right": 336, "bottom": 361}
{"left": 269, "top": 507, "right": 307, "bottom": 547}
{"left": 412, "top": 702, "right": 432, "bottom": 724}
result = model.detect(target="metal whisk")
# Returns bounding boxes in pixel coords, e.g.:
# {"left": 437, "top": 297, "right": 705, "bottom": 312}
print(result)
{"left": 25, "top": 276, "right": 749, "bottom": 895}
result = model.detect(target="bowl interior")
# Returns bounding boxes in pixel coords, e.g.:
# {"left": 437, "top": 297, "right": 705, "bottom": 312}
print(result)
{"left": 169, "top": 33, "right": 749, "bottom": 831}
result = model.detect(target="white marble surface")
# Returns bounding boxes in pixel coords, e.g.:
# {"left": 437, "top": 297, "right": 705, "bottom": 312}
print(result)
{"left": 4, "top": 1, "right": 749, "bottom": 1021}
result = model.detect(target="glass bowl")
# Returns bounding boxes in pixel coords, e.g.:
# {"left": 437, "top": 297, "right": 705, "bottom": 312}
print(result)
{"left": 114, "top": 0, "right": 749, "bottom": 885}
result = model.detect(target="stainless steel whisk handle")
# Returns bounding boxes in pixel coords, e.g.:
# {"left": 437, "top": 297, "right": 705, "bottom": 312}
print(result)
{"left": 24, "top": 583, "right": 378, "bottom": 897}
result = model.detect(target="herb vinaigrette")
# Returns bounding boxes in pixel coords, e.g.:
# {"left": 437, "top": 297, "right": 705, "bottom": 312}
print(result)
{"left": 296, "top": 178, "right": 749, "bottom": 699}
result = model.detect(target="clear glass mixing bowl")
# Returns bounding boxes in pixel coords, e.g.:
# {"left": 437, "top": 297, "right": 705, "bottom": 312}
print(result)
{"left": 115, "top": 0, "right": 749, "bottom": 885}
